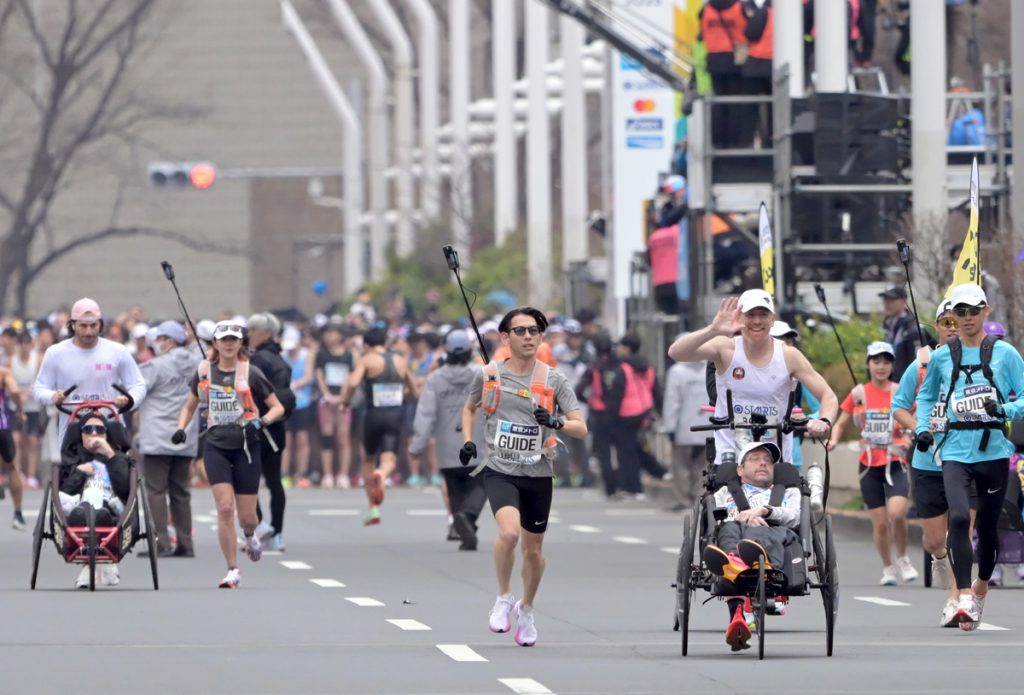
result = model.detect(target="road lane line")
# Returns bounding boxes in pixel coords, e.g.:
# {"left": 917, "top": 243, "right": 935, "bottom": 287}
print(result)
{"left": 660, "top": 546, "right": 679, "bottom": 554}
{"left": 387, "top": 619, "right": 431, "bottom": 631}
{"left": 407, "top": 509, "right": 447, "bottom": 516}
{"left": 604, "top": 508, "right": 657, "bottom": 516}
{"left": 613, "top": 536, "right": 647, "bottom": 545}
{"left": 280, "top": 561, "right": 312, "bottom": 570}
{"left": 346, "top": 597, "right": 385, "bottom": 607}
{"left": 437, "top": 644, "right": 488, "bottom": 662}
{"left": 498, "top": 678, "right": 554, "bottom": 694}
{"left": 853, "top": 596, "right": 911, "bottom": 607}
{"left": 310, "top": 578, "right": 346, "bottom": 588}
{"left": 194, "top": 514, "right": 215, "bottom": 523}
{"left": 309, "top": 509, "right": 359, "bottom": 516}
{"left": 978, "top": 622, "right": 1010, "bottom": 631}
{"left": 569, "top": 525, "right": 600, "bottom": 533}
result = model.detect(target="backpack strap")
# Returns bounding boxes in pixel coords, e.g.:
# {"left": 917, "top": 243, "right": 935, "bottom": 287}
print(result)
{"left": 943, "top": 337, "right": 963, "bottom": 416}
{"left": 980, "top": 335, "right": 1004, "bottom": 403}
{"left": 768, "top": 483, "right": 787, "bottom": 507}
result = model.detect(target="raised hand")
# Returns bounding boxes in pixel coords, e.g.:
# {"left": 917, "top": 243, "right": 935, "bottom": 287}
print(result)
{"left": 710, "top": 297, "right": 744, "bottom": 336}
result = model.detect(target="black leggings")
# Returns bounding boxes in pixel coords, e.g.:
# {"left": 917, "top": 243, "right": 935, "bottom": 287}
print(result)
{"left": 256, "top": 427, "right": 286, "bottom": 534}
{"left": 943, "top": 459, "right": 1009, "bottom": 590}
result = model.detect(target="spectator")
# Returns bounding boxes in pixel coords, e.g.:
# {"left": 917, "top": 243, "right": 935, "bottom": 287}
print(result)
{"left": 662, "top": 340, "right": 712, "bottom": 508}
{"left": 577, "top": 333, "right": 621, "bottom": 498}
{"left": 879, "top": 285, "right": 934, "bottom": 381}
{"left": 700, "top": 0, "right": 749, "bottom": 148}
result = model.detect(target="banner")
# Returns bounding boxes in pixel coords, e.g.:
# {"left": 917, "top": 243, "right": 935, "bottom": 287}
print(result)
{"left": 758, "top": 202, "right": 774, "bottom": 296}
{"left": 945, "top": 157, "right": 980, "bottom": 297}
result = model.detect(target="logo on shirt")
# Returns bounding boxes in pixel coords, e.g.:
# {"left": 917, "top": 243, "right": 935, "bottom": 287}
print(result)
{"left": 732, "top": 367, "right": 746, "bottom": 380}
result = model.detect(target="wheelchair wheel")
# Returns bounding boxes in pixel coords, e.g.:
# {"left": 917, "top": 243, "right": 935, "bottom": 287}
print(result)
{"left": 923, "top": 547, "right": 932, "bottom": 587}
{"left": 30, "top": 485, "right": 50, "bottom": 590}
{"left": 86, "top": 505, "right": 97, "bottom": 592}
{"left": 821, "top": 515, "right": 839, "bottom": 657}
{"left": 675, "top": 512, "right": 696, "bottom": 656}
{"left": 140, "top": 480, "right": 160, "bottom": 590}
{"left": 756, "top": 563, "right": 767, "bottom": 661}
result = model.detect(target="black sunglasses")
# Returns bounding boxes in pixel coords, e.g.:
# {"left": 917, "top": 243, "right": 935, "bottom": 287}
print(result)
{"left": 953, "top": 305, "right": 985, "bottom": 317}
{"left": 509, "top": 326, "right": 543, "bottom": 337}
{"left": 81, "top": 425, "right": 107, "bottom": 435}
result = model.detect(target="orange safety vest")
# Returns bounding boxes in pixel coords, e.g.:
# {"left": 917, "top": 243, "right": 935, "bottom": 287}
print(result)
{"left": 648, "top": 225, "right": 679, "bottom": 287}
{"left": 701, "top": 2, "right": 747, "bottom": 55}
{"left": 748, "top": 6, "right": 773, "bottom": 60}
{"left": 619, "top": 362, "right": 655, "bottom": 418}
{"left": 589, "top": 367, "right": 607, "bottom": 412}
{"left": 197, "top": 359, "right": 259, "bottom": 429}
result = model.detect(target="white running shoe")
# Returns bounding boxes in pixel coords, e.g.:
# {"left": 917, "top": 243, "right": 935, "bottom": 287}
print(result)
{"left": 880, "top": 565, "right": 898, "bottom": 586}
{"left": 244, "top": 533, "right": 262, "bottom": 562}
{"left": 952, "top": 594, "right": 981, "bottom": 631}
{"left": 254, "top": 520, "right": 275, "bottom": 541}
{"left": 75, "top": 567, "right": 90, "bottom": 589}
{"left": 513, "top": 601, "right": 538, "bottom": 647}
{"left": 896, "top": 555, "right": 918, "bottom": 583}
{"left": 219, "top": 568, "right": 241, "bottom": 589}
{"left": 100, "top": 564, "right": 120, "bottom": 587}
{"left": 269, "top": 533, "right": 285, "bottom": 552}
{"left": 489, "top": 593, "right": 516, "bottom": 633}
{"left": 988, "top": 565, "right": 1003, "bottom": 587}
{"left": 940, "top": 598, "right": 959, "bottom": 627}
{"left": 931, "top": 555, "right": 951, "bottom": 590}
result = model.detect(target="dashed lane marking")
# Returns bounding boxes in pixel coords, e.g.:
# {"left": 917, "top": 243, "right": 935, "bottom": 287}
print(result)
{"left": 194, "top": 514, "right": 215, "bottom": 523}
{"left": 309, "top": 509, "right": 359, "bottom": 516}
{"left": 978, "top": 622, "right": 1010, "bottom": 631}
{"left": 568, "top": 525, "right": 600, "bottom": 534}
{"left": 660, "top": 547, "right": 678, "bottom": 555}
{"left": 387, "top": 619, "right": 431, "bottom": 631}
{"left": 280, "top": 560, "right": 312, "bottom": 570}
{"left": 853, "top": 596, "right": 911, "bottom": 607}
{"left": 612, "top": 536, "right": 647, "bottom": 545}
{"left": 498, "top": 678, "right": 554, "bottom": 694}
{"left": 603, "top": 508, "right": 657, "bottom": 516}
{"left": 407, "top": 509, "right": 447, "bottom": 516}
{"left": 436, "top": 644, "right": 488, "bottom": 662}
{"left": 346, "top": 597, "right": 385, "bottom": 607}
{"left": 310, "top": 578, "right": 346, "bottom": 588}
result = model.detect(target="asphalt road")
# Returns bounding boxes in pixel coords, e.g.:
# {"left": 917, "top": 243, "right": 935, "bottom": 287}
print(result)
{"left": 2, "top": 485, "right": 1023, "bottom": 695}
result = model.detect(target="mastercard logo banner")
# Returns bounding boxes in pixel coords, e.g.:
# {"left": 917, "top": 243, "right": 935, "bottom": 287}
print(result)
{"left": 633, "top": 98, "right": 657, "bottom": 113}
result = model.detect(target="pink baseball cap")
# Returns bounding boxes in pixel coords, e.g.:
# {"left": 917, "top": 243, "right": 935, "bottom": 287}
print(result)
{"left": 70, "top": 297, "right": 102, "bottom": 321}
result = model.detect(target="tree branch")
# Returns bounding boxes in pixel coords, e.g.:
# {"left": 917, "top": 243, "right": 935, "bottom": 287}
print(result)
{"left": 14, "top": 0, "right": 55, "bottom": 70}
{"left": 72, "top": 0, "right": 155, "bottom": 74}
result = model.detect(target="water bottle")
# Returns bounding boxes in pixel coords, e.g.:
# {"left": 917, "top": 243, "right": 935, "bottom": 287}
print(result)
{"left": 720, "top": 450, "right": 736, "bottom": 468}
{"left": 806, "top": 463, "right": 825, "bottom": 513}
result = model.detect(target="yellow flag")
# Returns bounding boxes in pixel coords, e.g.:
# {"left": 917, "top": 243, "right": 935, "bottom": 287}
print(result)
{"left": 758, "top": 202, "right": 775, "bottom": 296}
{"left": 945, "top": 157, "right": 980, "bottom": 297}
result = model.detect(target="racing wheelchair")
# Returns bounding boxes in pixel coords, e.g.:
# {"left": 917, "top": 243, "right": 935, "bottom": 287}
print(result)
{"left": 30, "top": 386, "right": 159, "bottom": 591}
{"left": 672, "top": 390, "right": 838, "bottom": 659}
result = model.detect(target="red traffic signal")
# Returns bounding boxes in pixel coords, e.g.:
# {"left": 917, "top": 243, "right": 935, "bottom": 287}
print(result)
{"left": 148, "top": 161, "right": 217, "bottom": 190}
{"left": 189, "top": 163, "right": 216, "bottom": 189}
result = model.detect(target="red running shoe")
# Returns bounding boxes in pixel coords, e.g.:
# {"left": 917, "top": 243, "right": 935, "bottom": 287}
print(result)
{"left": 725, "top": 606, "right": 752, "bottom": 652}
{"left": 371, "top": 470, "right": 385, "bottom": 506}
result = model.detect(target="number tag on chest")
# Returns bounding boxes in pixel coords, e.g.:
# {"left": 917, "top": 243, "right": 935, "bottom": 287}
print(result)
{"left": 493, "top": 420, "right": 542, "bottom": 458}
{"left": 863, "top": 411, "right": 892, "bottom": 446}
{"left": 950, "top": 384, "right": 997, "bottom": 422}
{"left": 208, "top": 387, "right": 242, "bottom": 426}
{"left": 325, "top": 362, "right": 349, "bottom": 387}
{"left": 372, "top": 383, "right": 404, "bottom": 407}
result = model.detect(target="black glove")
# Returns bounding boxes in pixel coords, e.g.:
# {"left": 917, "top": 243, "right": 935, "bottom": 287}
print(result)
{"left": 984, "top": 398, "right": 1005, "bottom": 418}
{"left": 534, "top": 407, "right": 564, "bottom": 430}
{"left": 459, "top": 441, "right": 478, "bottom": 466}
{"left": 171, "top": 429, "right": 187, "bottom": 445}
{"left": 915, "top": 431, "right": 933, "bottom": 452}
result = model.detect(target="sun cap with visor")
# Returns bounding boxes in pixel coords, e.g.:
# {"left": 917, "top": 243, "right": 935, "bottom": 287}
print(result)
{"left": 934, "top": 300, "right": 953, "bottom": 321}
{"left": 213, "top": 320, "right": 245, "bottom": 340}
{"left": 866, "top": 341, "right": 895, "bottom": 360}
{"left": 949, "top": 283, "right": 987, "bottom": 308}
{"left": 155, "top": 320, "right": 186, "bottom": 345}
{"left": 769, "top": 320, "right": 798, "bottom": 339}
{"left": 878, "top": 285, "right": 907, "bottom": 300}
{"left": 445, "top": 329, "right": 471, "bottom": 354}
{"left": 70, "top": 298, "right": 102, "bottom": 321}
{"left": 738, "top": 440, "right": 782, "bottom": 465}
{"left": 737, "top": 289, "right": 775, "bottom": 314}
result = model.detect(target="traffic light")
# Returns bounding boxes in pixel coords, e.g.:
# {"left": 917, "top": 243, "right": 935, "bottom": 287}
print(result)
{"left": 147, "top": 162, "right": 217, "bottom": 190}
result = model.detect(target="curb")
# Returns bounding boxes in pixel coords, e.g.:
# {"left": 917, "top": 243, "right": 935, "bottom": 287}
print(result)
{"left": 827, "top": 508, "right": 925, "bottom": 547}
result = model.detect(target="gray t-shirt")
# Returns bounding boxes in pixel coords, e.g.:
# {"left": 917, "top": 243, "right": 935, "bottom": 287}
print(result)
{"left": 468, "top": 361, "right": 580, "bottom": 478}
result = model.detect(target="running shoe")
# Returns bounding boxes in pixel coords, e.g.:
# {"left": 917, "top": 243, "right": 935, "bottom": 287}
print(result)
{"left": 27, "top": 476, "right": 39, "bottom": 490}
{"left": 1017, "top": 563, "right": 1024, "bottom": 581}
{"left": 940, "top": 598, "right": 959, "bottom": 627}
{"left": 951, "top": 593, "right": 981, "bottom": 631}
{"left": 364, "top": 506, "right": 381, "bottom": 526}
{"left": 254, "top": 519, "right": 275, "bottom": 542}
{"left": 75, "top": 566, "right": 90, "bottom": 589}
{"left": 219, "top": 568, "right": 241, "bottom": 589}
{"left": 337, "top": 475, "right": 351, "bottom": 490}
{"left": 513, "top": 601, "right": 538, "bottom": 647}
{"left": 931, "top": 555, "right": 951, "bottom": 590}
{"left": 453, "top": 512, "right": 478, "bottom": 551}
{"left": 429, "top": 474, "right": 444, "bottom": 487}
{"left": 296, "top": 477, "right": 312, "bottom": 489}
{"left": 269, "top": 534, "right": 286, "bottom": 552}
{"left": 489, "top": 593, "right": 516, "bottom": 633}
{"left": 736, "top": 539, "right": 771, "bottom": 570}
{"left": 725, "top": 606, "right": 752, "bottom": 652}
{"left": 895, "top": 555, "right": 919, "bottom": 583}
{"left": 100, "top": 564, "right": 120, "bottom": 587}
{"left": 989, "top": 565, "right": 1004, "bottom": 587}
{"left": 281, "top": 475, "right": 294, "bottom": 490}
{"left": 243, "top": 533, "right": 262, "bottom": 562}
{"left": 11, "top": 511, "right": 26, "bottom": 531}
{"left": 702, "top": 545, "right": 749, "bottom": 583}
{"left": 321, "top": 475, "right": 335, "bottom": 489}
{"left": 371, "top": 470, "right": 386, "bottom": 505}
{"left": 406, "top": 474, "right": 424, "bottom": 487}
{"left": 879, "top": 565, "right": 898, "bottom": 586}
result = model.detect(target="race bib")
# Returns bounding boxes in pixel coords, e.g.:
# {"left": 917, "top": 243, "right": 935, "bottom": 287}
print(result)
{"left": 493, "top": 420, "right": 542, "bottom": 460}
{"left": 82, "top": 461, "right": 112, "bottom": 510}
{"left": 372, "top": 383, "right": 403, "bottom": 408}
{"left": 929, "top": 400, "right": 948, "bottom": 434}
{"left": 862, "top": 410, "right": 892, "bottom": 447}
{"left": 208, "top": 387, "right": 243, "bottom": 426}
{"left": 950, "top": 384, "right": 997, "bottom": 423}
{"left": 324, "top": 362, "right": 349, "bottom": 387}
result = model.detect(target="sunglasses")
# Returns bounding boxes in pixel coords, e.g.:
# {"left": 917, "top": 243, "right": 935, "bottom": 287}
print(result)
{"left": 509, "top": 326, "right": 543, "bottom": 337}
{"left": 953, "top": 305, "right": 985, "bottom": 317}
{"left": 937, "top": 318, "right": 959, "bottom": 329}
{"left": 81, "top": 425, "right": 107, "bottom": 435}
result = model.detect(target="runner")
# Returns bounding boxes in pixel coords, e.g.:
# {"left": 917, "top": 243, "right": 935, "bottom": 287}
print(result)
{"left": 339, "top": 327, "right": 417, "bottom": 525}
{"left": 11, "top": 331, "right": 43, "bottom": 492}
{"left": 0, "top": 364, "right": 25, "bottom": 528}
{"left": 892, "top": 300, "right": 963, "bottom": 625}
{"left": 314, "top": 321, "right": 355, "bottom": 489}
{"left": 667, "top": 292, "right": 837, "bottom": 463}
{"left": 173, "top": 320, "right": 286, "bottom": 588}
{"left": 827, "top": 341, "right": 917, "bottom": 586}
{"left": 462, "top": 307, "right": 588, "bottom": 647}
{"left": 915, "top": 283, "right": 1024, "bottom": 630}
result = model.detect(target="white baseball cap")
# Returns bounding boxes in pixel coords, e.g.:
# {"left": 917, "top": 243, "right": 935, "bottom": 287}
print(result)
{"left": 131, "top": 322, "right": 150, "bottom": 340}
{"left": 196, "top": 319, "right": 216, "bottom": 342}
{"left": 769, "top": 320, "right": 798, "bottom": 339}
{"left": 738, "top": 441, "right": 781, "bottom": 465}
{"left": 866, "top": 341, "right": 895, "bottom": 359}
{"left": 934, "top": 300, "right": 953, "bottom": 321}
{"left": 738, "top": 289, "right": 775, "bottom": 314}
{"left": 280, "top": 325, "right": 301, "bottom": 351}
{"left": 213, "top": 320, "right": 245, "bottom": 340}
{"left": 949, "top": 283, "right": 987, "bottom": 308}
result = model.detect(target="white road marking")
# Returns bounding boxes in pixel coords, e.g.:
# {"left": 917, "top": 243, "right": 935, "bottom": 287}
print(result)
{"left": 22, "top": 510, "right": 38, "bottom": 518}
{"left": 977, "top": 622, "right": 1010, "bottom": 631}
{"left": 613, "top": 536, "right": 648, "bottom": 545}
{"left": 309, "top": 509, "right": 359, "bottom": 516}
{"left": 310, "top": 578, "right": 345, "bottom": 588}
{"left": 346, "top": 597, "right": 385, "bottom": 607}
{"left": 436, "top": 644, "right": 487, "bottom": 662}
{"left": 387, "top": 619, "right": 431, "bottom": 631}
{"left": 853, "top": 596, "right": 911, "bottom": 607}
{"left": 280, "top": 560, "right": 312, "bottom": 570}
{"left": 208, "top": 525, "right": 218, "bottom": 532}
{"left": 263, "top": 550, "right": 284, "bottom": 557}
{"left": 604, "top": 508, "right": 657, "bottom": 516}
{"left": 498, "top": 678, "right": 554, "bottom": 694}
{"left": 660, "top": 546, "right": 679, "bottom": 555}
{"left": 569, "top": 524, "right": 600, "bottom": 534}
{"left": 194, "top": 514, "right": 215, "bottom": 523}
{"left": 406, "top": 509, "right": 447, "bottom": 516}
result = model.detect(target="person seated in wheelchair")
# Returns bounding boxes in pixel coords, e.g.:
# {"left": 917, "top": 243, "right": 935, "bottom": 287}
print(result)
{"left": 57, "top": 412, "right": 132, "bottom": 588}
{"left": 701, "top": 441, "right": 801, "bottom": 651}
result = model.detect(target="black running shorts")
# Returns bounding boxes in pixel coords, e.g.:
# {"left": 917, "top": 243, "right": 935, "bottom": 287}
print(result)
{"left": 483, "top": 468, "right": 553, "bottom": 533}
{"left": 912, "top": 466, "right": 977, "bottom": 518}
{"left": 0, "top": 430, "right": 15, "bottom": 464}
{"left": 362, "top": 407, "right": 402, "bottom": 458}
{"left": 203, "top": 439, "right": 262, "bottom": 495}
{"left": 859, "top": 462, "right": 909, "bottom": 510}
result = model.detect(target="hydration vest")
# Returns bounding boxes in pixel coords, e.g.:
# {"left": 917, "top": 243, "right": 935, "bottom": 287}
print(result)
{"left": 619, "top": 362, "right": 655, "bottom": 418}
{"left": 942, "top": 335, "right": 1005, "bottom": 451}
{"left": 197, "top": 359, "right": 259, "bottom": 430}
{"left": 480, "top": 360, "right": 559, "bottom": 459}
{"left": 850, "top": 382, "right": 907, "bottom": 461}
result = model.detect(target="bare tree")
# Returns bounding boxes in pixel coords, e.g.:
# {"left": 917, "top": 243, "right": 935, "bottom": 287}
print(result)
{"left": 0, "top": 0, "right": 212, "bottom": 315}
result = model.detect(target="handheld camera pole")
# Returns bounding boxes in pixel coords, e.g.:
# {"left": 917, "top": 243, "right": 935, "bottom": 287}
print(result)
{"left": 814, "top": 284, "right": 858, "bottom": 385}
{"left": 160, "top": 261, "right": 206, "bottom": 360}
{"left": 895, "top": 239, "right": 927, "bottom": 346}
{"left": 443, "top": 245, "right": 490, "bottom": 363}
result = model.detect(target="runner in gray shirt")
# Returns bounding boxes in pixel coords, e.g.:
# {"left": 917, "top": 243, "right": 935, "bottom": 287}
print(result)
{"left": 461, "top": 307, "right": 587, "bottom": 648}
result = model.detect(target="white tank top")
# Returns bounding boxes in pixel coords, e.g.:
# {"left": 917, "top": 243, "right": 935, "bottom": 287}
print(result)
{"left": 713, "top": 337, "right": 795, "bottom": 464}
{"left": 10, "top": 352, "right": 41, "bottom": 413}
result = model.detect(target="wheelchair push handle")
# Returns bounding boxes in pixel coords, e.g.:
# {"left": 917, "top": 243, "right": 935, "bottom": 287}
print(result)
{"left": 57, "top": 384, "right": 135, "bottom": 417}
{"left": 54, "top": 385, "right": 78, "bottom": 415}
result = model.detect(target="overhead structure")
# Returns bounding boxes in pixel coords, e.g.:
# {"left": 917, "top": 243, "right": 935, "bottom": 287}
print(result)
{"left": 404, "top": 0, "right": 441, "bottom": 221}
{"left": 560, "top": 0, "right": 588, "bottom": 268}
{"left": 449, "top": 0, "right": 472, "bottom": 263}
{"left": 492, "top": 0, "right": 518, "bottom": 246}
{"left": 774, "top": 0, "right": 804, "bottom": 98}
{"left": 814, "top": 0, "right": 847, "bottom": 92}
{"left": 526, "top": 0, "right": 553, "bottom": 306}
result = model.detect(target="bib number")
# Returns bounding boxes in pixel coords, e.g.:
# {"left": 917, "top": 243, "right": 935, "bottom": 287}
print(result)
{"left": 208, "top": 388, "right": 243, "bottom": 426}
{"left": 493, "top": 420, "right": 542, "bottom": 462}
{"left": 372, "top": 383, "right": 403, "bottom": 408}
{"left": 82, "top": 462, "right": 112, "bottom": 510}
{"left": 862, "top": 411, "right": 892, "bottom": 447}
{"left": 929, "top": 400, "right": 948, "bottom": 434}
{"left": 950, "top": 384, "right": 997, "bottom": 423}
{"left": 325, "top": 362, "right": 349, "bottom": 387}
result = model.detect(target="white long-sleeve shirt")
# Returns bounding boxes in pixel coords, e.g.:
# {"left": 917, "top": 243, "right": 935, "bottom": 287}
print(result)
{"left": 713, "top": 482, "right": 801, "bottom": 529}
{"left": 33, "top": 337, "right": 147, "bottom": 442}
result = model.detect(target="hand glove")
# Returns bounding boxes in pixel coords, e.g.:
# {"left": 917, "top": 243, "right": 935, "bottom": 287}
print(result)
{"left": 983, "top": 398, "right": 1004, "bottom": 418}
{"left": 459, "top": 441, "right": 478, "bottom": 466}
{"left": 915, "top": 431, "right": 933, "bottom": 452}
{"left": 534, "top": 406, "right": 564, "bottom": 430}
{"left": 171, "top": 429, "right": 187, "bottom": 445}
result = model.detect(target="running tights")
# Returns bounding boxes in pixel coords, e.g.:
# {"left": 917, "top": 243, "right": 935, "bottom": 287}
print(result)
{"left": 943, "top": 458, "right": 1009, "bottom": 590}
{"left": 255, "top": 432, "right": 286, "bottom": 534}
